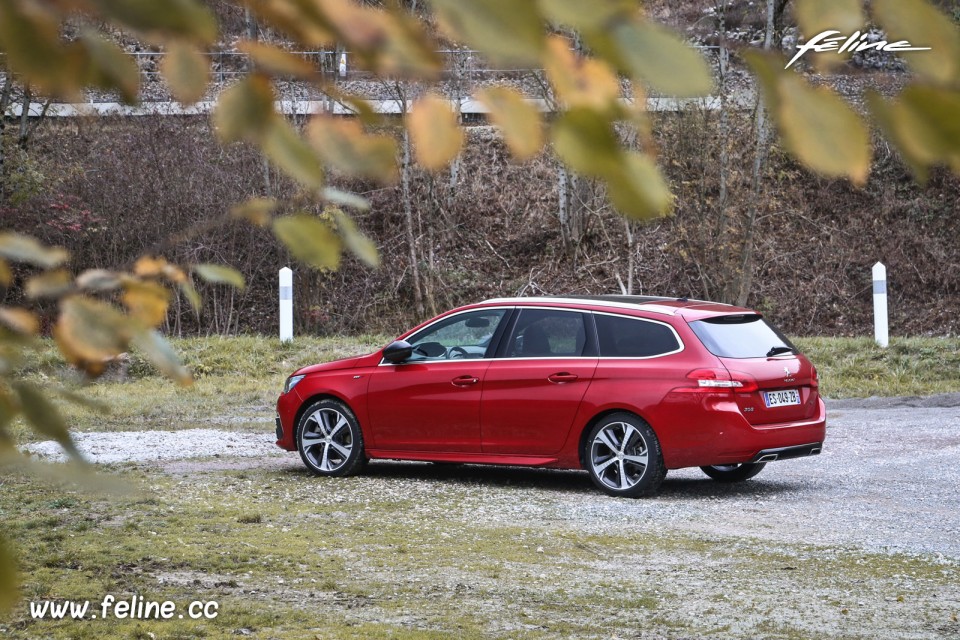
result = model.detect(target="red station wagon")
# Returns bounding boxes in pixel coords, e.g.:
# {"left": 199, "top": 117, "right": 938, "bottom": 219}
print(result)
{"left": 275, "top": 296, "right": 826, "bottom": 497}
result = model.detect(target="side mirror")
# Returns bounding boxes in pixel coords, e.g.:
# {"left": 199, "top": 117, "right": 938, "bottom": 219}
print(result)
{"left": 382, "top": 340, "right": 413, "bottom": 363}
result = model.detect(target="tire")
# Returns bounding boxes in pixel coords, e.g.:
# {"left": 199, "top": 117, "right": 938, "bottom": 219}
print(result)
{"left": 296, "top": 398, "right": 367, "bottom": 477}
{"left": 584, "top": 413, "right": 666, "bottom": 498}
{"left": 699, "top": 462, "right": 766, "bottom": 483}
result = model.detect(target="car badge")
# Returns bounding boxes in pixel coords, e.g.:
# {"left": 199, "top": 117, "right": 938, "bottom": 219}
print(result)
{"left": 784, "top": 367, "right": 791, "bottom": 376}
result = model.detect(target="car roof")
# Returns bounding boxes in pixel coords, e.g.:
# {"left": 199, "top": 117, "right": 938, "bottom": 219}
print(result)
{"left": 480, "top": 295, "right": 755, "bottom": 321}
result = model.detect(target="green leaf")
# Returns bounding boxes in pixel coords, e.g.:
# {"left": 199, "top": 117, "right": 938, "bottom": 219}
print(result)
{"left": 76, "top": 269, "right": 121, "bottom": 291}
{"left": 606, "top": 152, "right": 673, "bottom": 220}
{"left": 873, "top": 0, "right": 960, "bottom": 85}
{"left": 261, "top": 118, "right": 324, "bottom": 189}
{"left": 538, "top": 0, "right": 634, "bottom": 31}
{"left": 236, "top": 40, "right": 316, "bottom": 80}
{"left": 272, "top": 214, "right": 341, "bottom": 270}
{"left": 407, "top": 94, "right": 464, "bottom": 171}
{"left": 868, "top": 87, "right": 960, "bottom": 178}
{"left": 747, "top": 52, "right": 871, "bottom": 184}
{"left": 476, "top": 86, "right": 544, "bottom": 160}
{"left": 322, "top": 188, "right": 371, "bottom": 212}
{"left": 12, "top": 381, "right": 83, "bottom": 461}
{"left": 213, "top": 75, "right": 276, "bottom": 143}
{"left": 795, "top": 0, "right": 864, "bottom": 42}
{"left": 92, "top": 0, "right": 218, "bottom": 45}
{"left": 612, "top": 21, "right": 713, "bottom": 98}
{"left": 130, "top": 329, "right": 192, "bottom": 385}
{"left": 161, "top": 41, "right": 209, "bottom": 105}
{"left": 193, "top": 264, "right": 246, "bottom": 290}
{"left": 50, "top": 387, "right": 111, "bottom": 414}
{"left": 178, "top": 280, "right": 202, "bottom": 313}
{"left": 81, "top": 31, "right": 140, "bottom": 104}
{"left": 0, "top": 1, "right": 75, "bottom": 96}
{"left": 0, "top": 233, "right": 68, "bottom": 268}
{"left": 551, "top": 108, "right": 622, "bottom": 178}
{"left": 0, "top": 533, "right": 18, "bottom": 614}
{"left": 431, "top": 0, "right": 545, "bottom": 66}
{"left": 331, "top": 209, "right": 379, "bottom": 268}
{"left": 307, "top": 116, "right": 399, "bottom": 182}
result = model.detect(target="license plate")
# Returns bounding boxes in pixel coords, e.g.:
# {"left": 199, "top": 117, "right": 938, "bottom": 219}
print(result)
{"left": 764, "top": 389, "right": 801, "bottom": 408}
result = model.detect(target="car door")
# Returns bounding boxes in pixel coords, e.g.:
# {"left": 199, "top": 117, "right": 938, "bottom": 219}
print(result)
{"left": 480, "top": 308, "right": 598, "bottom": 455}
{"left": 366, "top": 308, "right": 509, "bottom": 452}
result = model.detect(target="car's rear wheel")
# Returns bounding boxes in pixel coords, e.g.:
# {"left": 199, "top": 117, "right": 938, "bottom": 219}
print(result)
{"left": 585, "top": 413, "right": 665, "bottom": 498}
{"left": 699, "top": 462, "right": 766, "bottom": 483}
{"left": 296, "top": 399, "right": 367, "bottom": 477}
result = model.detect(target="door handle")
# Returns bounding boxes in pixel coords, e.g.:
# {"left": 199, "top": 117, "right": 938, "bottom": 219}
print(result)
{"left": 548, "top": 372, "right": 579, "bottom": 384}
{"left": 451, "top": 375, "right": 479, "bottom": 387}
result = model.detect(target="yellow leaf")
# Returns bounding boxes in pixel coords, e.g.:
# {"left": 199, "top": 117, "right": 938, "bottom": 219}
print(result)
{"left": 231, "top": 197, "right": 276, "bottom": 226}
{"left": 873, "top": 0, "right": 959, "bottom": 85}
{"left": 0, "top": 307, "right": 40, "bottom": 336}
{"left": 193, "top": 264, "right": 246, "bottom": 289}
{"left": 213, "top": 75, "right": 276, "bottom": 143}
{"left": 0, "top": 233, "right": 68, "bottom": 268}
{"left": 161, "top": 41, "right": 209, "bottom": 104}
{"left": 407, "top": 94, "right": 464, "bottom": 171}
{"left": 475, "top": 86, "right": 544, "bottom": 160}
{"left": 134, "top": 255, "right": 169, "bottom": 277}
{"left": 92, "top": 0, "right": 218, "bottom": 45}
{"left": 0, "top": 259, "right": 10, "bottom": 287}
{"left": 612, "top": 21, "right": 713, "bottom": 98}
{"left": 55, "top": 295, "right": 132, "bottom": 365}
{"left": 330, "top": 208, "right": 379, "bottom": 268}
{"left": 606, "top": 152, "right": 673, "bottom": 220}
{"left": 236, "top": 40, "right": 316, "bottom": 80}
{"left": 261, "top": 117, "right": 324, "bottom": 188}
{"left": 131, "top": 329, "right": 192, "bottom": 385}
{"left": 748, "top": 52, "right": 871, "bottom": 184}
{"left": 25, "top": 269, "right": 73, "bottom": 299}
{"left": 307, "top": 116, "right": 399, "bottom": 182}
{"left": 272, "top": 214, "right": 341, "bottom": 270}
{"left": 122, "top": 280, "right": 170, "bottom": 328}
{"left": 431, "top": 0, "right": 546, "bottom": 66}
{"left": 81, "top": 31, "right": 140, "bottom": 104}
{"left": 13, "top": 381, "right": 83, "bottom": 461}
{"left": 243, "top": 0, "right": 335, "bottom": 49}
{"left": 543, "top": 36, "right": 621, "bottom": 112}
{"left": 377, "top": 8, "right": 443, "bottom": 78}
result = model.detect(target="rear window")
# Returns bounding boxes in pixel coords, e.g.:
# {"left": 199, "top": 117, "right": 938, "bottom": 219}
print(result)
{"left": 690, "top": 314, "right": 796, "bottom": 359}
{"left": 595, "top": 314, "right": 681, "bottom": 357}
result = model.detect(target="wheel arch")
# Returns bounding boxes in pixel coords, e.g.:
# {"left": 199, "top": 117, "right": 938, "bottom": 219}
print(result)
{"left": 576, "top": 407, "right": 658, "bottom": 468}
{"left": 294, "top": 392, "right": 361, "bottom": 435}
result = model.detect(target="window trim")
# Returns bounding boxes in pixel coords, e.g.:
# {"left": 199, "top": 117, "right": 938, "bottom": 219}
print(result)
{"left": 378, "top": 307, "right": 515, "bottom": 366}
{"left": 591, "top": 310, "right": 685, "bottom": 360}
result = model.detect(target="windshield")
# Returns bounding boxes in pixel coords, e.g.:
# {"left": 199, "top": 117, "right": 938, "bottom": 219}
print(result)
{"left": 689, "top": 314, "right": 796, "bottom": 359}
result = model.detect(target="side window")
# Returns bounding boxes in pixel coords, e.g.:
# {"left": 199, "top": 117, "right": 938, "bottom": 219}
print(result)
{"left": 405, "top": 309, "right": 506, "bottom": 361}
{"left": 506, "top": 309, "right": 587, "bottom": 358}
{"left": 595, "top": 314, "right": 681, "bottom": 358}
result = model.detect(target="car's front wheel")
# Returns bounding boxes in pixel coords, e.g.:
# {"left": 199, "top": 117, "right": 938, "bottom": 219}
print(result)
{"left": 585, "top": 413, "right": 665, "bottom": 498}
{"left": 296, "top": 399, "right": 367, "bottom": 477}
{"left": 699, "top": 462, "right": 766, "bottom": 483}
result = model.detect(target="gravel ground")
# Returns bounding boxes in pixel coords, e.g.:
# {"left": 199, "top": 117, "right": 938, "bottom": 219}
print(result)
{"left": 23, "top": 395, "right": 960, "bottom": 559}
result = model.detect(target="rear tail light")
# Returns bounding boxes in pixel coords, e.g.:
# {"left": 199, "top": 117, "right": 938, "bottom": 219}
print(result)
{"left": 811, "top": 365, "right": 820, "bottom": 389}
{"left": 686, "top": 368, "right": 758, "bottom": 393}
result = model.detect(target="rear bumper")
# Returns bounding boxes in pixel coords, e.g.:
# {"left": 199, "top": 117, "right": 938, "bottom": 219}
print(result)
{"left": 749, "top": 442, "right": 822, "bottom": 463}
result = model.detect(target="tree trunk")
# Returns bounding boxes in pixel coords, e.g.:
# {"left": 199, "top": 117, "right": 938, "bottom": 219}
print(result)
{"left": 735, "top": 0, "right": 775, "bottom": 307}
{"left": 402, "top": 127, "right": 425, "bottom": 316}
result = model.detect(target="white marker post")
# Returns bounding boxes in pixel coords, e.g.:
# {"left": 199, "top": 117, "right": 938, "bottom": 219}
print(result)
{"left": 279, "top": 267, "right": 293, "bottom": 343}
{"left": 873, "top": 262, "right": 888, "bottom": 348}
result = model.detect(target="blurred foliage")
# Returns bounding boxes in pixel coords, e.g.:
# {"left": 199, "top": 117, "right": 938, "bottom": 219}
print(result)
{"left": 1, "top": 0, "right": 959, "bottom": 612}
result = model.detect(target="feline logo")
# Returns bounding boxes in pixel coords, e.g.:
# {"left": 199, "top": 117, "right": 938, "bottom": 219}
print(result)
{"left": 786, "top": 30, "right": 931, "bottom": 69}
